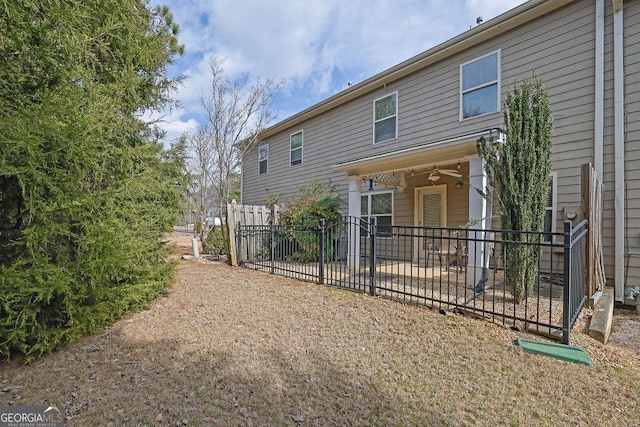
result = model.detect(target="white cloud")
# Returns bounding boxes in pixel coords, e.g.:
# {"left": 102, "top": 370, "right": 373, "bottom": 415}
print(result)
{"left": 174, "top": 54, "right": 214, "bottom": 112}
{"left": 160, "top": 116, "right": 199, "bottom": 141}
{"left": 143, "top": 109, "right": 199, "bottom": 145}
{"left": 162, "top": 0, "right": 337, "bottom": 81}
{"left": 149, "top": 0, "right": 527, "bottom": 138}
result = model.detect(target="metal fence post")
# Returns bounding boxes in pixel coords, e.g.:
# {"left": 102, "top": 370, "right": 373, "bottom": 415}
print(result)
{"left": 562, "top": 220, "right": 572, "bottom": 345}
{"left": 236, "top": 221, "right": 242, "bottom": 264}
{"left": 319, "top": 219, "right": 325, "bottom": 285}
{"left": 270, "top": 220, "right": 275, "bottom": 275}
{"left": 369, "top": 217, "right": 377, "bottom": 296}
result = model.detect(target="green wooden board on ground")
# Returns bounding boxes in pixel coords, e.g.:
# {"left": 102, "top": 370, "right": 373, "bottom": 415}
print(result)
{"left": 516, "top": 338, "right": 593, "bottom": 366}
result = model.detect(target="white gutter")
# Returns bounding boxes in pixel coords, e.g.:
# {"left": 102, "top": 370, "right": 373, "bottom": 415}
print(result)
{"left": 594, "top": 0, "right": 604, "bottom": 178}
{"left": 239, "top": 157, "right": 243, "bottom": 205}
{"left": 613, "top": 0, "right": 625, "bottom": 302}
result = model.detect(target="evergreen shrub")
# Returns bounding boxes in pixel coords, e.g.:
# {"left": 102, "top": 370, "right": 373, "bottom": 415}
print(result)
{"left": 0, "top": 1, "right": 185, "bottom": 360}
{"left": 277, "top": 181, "right": 344, "bottom": 263}
{"left": 477, "top": 75, "right": 552, "bottom": 303}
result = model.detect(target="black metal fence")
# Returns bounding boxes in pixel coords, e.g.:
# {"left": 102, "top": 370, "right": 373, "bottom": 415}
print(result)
{"left": 237, "top": 217, "right": 588, "bottom": 344}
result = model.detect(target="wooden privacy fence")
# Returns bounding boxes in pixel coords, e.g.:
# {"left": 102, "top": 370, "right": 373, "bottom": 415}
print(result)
{"left": 227, "top": 202, "right": 279, "bottom": 266}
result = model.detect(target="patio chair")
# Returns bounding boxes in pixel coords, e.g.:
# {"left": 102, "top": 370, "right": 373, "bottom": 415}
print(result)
{"left": 448, "top": 244, "right": 467, "bottom": 272}
{"left": 489, "top": 242, "right": 503, "bottom": 269}
{"left": 425, "top": 243, "right": 442, "bottom": 269}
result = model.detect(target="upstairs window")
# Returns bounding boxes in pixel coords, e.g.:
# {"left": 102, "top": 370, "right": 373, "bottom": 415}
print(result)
{"left": 258, "top": 144, "right": 268, "bottom": 175}
{"left": 290, "top": 130, "right": 303, "bottom": 166}
{"left": 373, "top": 92, "right": 397, "bottom": 143}
{"left": 361, "top": 191, "right": 393, "bottom": 235}
{"left": 460, "top": 50, "right": 500, "bottom": 119}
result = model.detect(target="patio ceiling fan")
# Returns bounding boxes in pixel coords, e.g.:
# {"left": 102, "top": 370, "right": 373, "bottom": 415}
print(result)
{"left": 428, "top": 164, "right": 462, "bottom": 182}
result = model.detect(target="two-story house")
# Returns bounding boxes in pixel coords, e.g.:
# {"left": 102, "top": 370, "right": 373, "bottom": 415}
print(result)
{"left": 241, "top": 0, "right": 639, "bottom": 304}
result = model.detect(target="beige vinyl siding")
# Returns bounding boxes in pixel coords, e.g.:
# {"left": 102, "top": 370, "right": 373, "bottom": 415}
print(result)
{"left": 242, "top": 0, "right": 640, "bottom": 283}
{"left": 503, "top": 0, "right": 595, "bottom": 261}
{"left": 387, "top": 184, "right": 415, "bottom": 260}
{"left": 594, "top": 0, "right": 640, "bottom": 285}
{"left": 599, "top": 0, "right": 617, "bottom": 280}
{"left": 391, "top": 187, "right": 412, "bottom": 226}
{"left": 623, "top": 0, "right": 640, "bottom": 283}
{"left": 245, "top": 1, "right": 595, "bottom": 204}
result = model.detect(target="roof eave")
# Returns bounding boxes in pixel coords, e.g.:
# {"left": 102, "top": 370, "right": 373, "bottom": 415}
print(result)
{"left": 331, "top": 129, "right": 502, "bottom": 176}
{"left": 258, "top": 0, "right": 574, "bottom": 140}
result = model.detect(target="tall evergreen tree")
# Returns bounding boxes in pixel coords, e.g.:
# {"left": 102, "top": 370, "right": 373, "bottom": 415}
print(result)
{"left": 477, "top": 75, "right": 553, "bottom": 304}
{"left": 0, "top": 0, "right": 185, "bottom": 359}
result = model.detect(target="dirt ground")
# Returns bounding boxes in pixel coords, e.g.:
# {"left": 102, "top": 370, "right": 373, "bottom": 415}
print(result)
{"left": 1, "top": 234, "right": 639, "bottom": 426}
{"left": 608, "top": 309, "right": 640, "bottom": 353}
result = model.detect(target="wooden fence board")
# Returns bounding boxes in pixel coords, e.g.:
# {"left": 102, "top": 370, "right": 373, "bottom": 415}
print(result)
{"left": 227, "top": 202, "right": 274, "bottom": 266}
{"left": 581, "top": 163, "right": 606, "bottom": 306}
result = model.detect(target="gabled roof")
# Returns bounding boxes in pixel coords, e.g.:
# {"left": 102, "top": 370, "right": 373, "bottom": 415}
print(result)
{"left": 258, "top": 0, "right": 574, "bottom": 140}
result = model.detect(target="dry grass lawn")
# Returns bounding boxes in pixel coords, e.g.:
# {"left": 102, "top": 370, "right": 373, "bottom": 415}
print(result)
{"left": 1, "top": 235, "right": 639, "bottom": 426}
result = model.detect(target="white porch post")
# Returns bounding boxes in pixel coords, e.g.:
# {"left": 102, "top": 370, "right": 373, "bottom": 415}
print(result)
{"left": 465, "top": 154, "right": 493, "bottom": 288}
{"left": 347, "top": 176, "right": 361, "bottom": 270}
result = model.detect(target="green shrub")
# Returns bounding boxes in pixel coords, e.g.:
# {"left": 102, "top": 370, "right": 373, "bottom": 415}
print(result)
{"left": 204, "top": 228, "right": 226, "bottom": 256}
{"left": 279, "top": 180, "right": 344, "bottom": 228}
{"left": 0, "top": 1, "right": 184, "bottom": 361}
{"left": 477, "top": 75, "right": 552, "bottom": 303}
{"left": 278, "top": 180, "right": 344, "bottom": 262}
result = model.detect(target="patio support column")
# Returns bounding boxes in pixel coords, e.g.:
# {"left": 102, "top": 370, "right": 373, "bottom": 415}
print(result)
{"left": 347, "top": 176, "right": 361, "bottom": 270}
{"left": 465, "top": 154, "right": 493, "bottom": 289}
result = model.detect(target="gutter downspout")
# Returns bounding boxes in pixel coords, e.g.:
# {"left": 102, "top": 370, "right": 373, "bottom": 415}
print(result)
{"left": 613, "top": 0, "right": 625, "bottom": 302}
{"left": 239, "top": 157, "right": 244, "bottom": 205}
{"left": 594, "top": 0, "right": 604, "bottom": 178}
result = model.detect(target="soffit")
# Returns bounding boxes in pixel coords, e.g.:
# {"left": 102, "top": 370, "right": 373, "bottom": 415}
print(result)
{"left": 332, "top": 131, "right": 490, "bottom": 177}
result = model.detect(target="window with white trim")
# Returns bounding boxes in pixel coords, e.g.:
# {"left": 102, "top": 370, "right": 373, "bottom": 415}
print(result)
{"left": 258, "top": 144, "right": 268, "bottom": 175}
{"left": 373, "top": 92, "right": 397, "bottom": 143}
{"left": 543, "top": 172, "right": 557, "bottom": 241}
{"left": 460, "top": 51, "right": 500, "bottom": 119}
{"left": 290, "top": 130, "right": 303, "bottom": 166}
{"left": 361, "top": 191, "right": 393, "bottom": 234}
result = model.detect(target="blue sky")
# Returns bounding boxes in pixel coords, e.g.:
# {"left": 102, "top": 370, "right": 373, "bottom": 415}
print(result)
{"left": 148, "top": 0, "right": 527, "bottom": 142}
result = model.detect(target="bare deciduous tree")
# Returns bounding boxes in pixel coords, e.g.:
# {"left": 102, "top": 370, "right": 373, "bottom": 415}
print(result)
{"left": 185, "top": 127, "right": 215, "bottom": 238}
{"left": 194, "top": 56, "right": 284, "bottom": 253}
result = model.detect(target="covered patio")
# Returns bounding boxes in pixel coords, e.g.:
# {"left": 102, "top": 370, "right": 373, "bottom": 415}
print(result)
{"left": 332, "top": 128, "right": 504, "bottom": 291}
